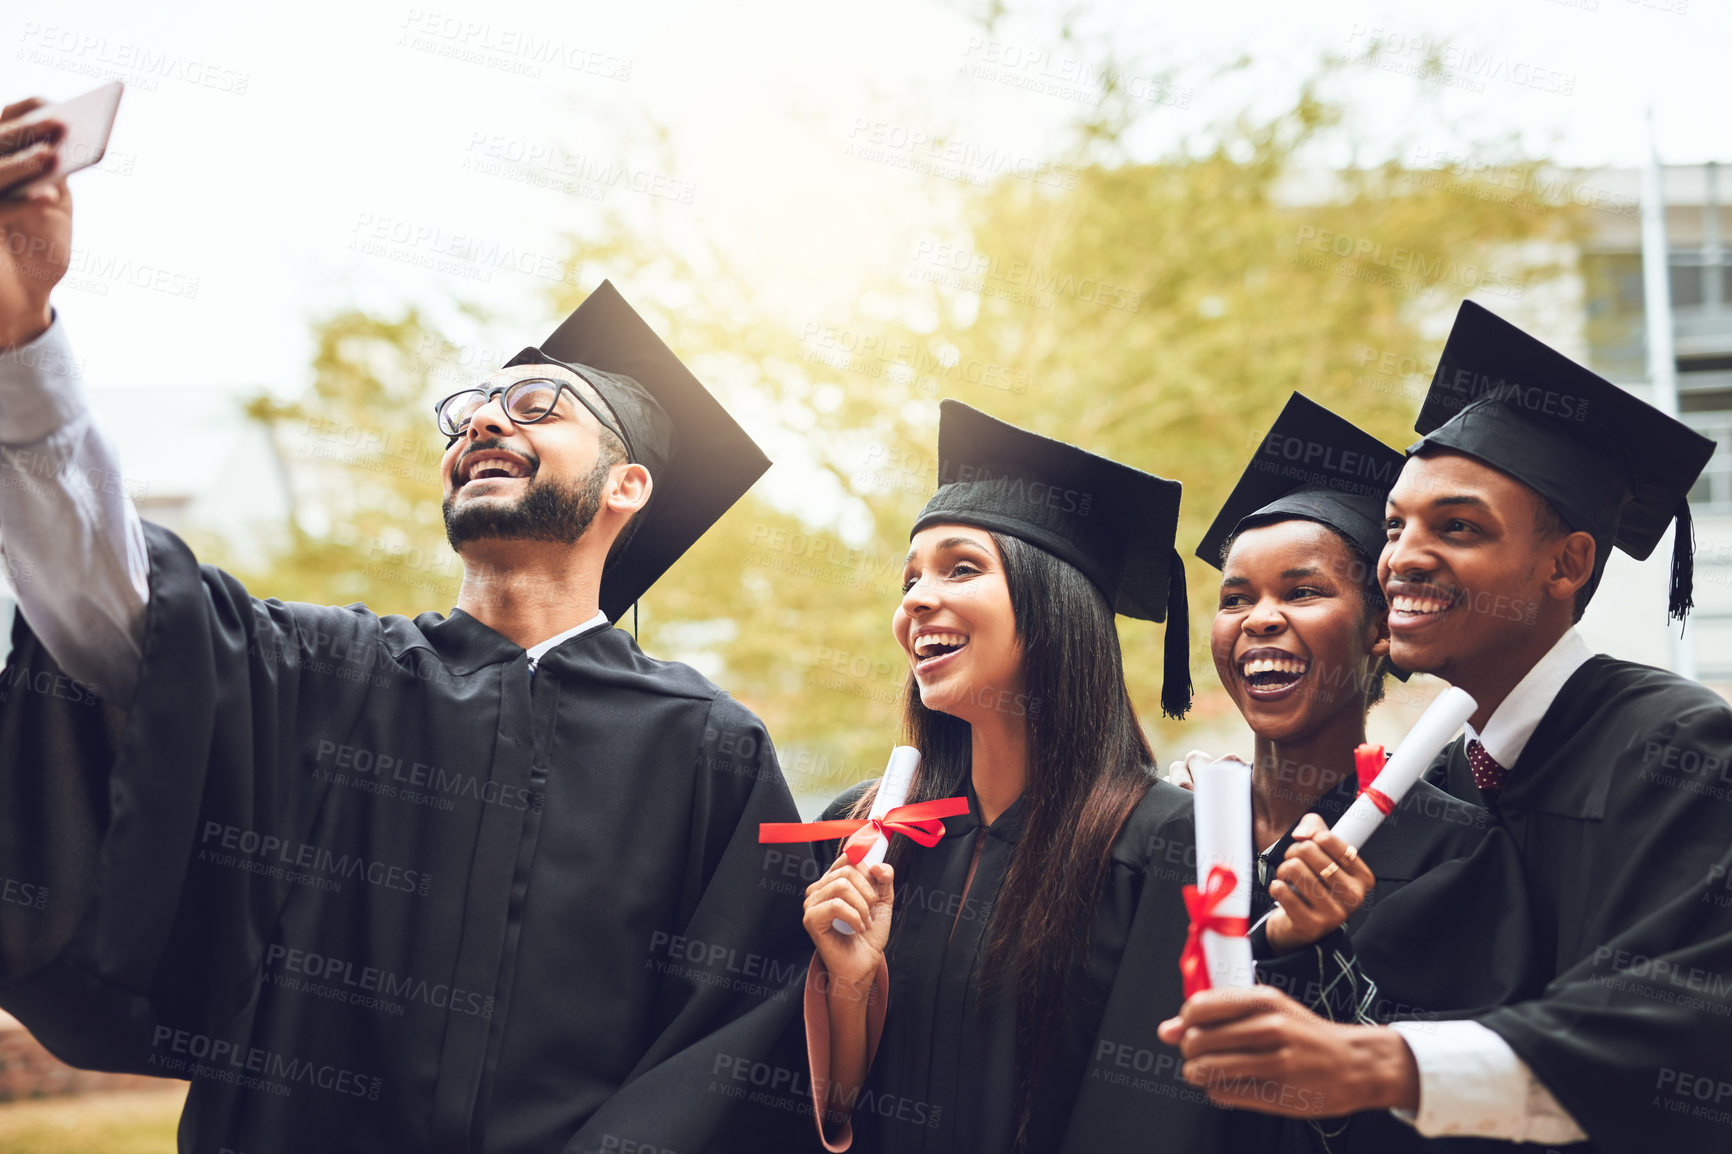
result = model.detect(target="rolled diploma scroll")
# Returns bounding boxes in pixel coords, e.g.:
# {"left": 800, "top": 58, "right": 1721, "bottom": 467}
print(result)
{"left": 1332, "top": 686, "right": 1477, "bottom": 851}
{"left": 833, "top": 745, "right": 922, "bottom": 935}
{"left": 1193, "top": 756, "right": 1255, "bottom": 990}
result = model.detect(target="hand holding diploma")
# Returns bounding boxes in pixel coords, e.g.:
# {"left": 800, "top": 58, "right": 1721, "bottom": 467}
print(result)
{"left": 1184, "top": 756, "right": 1254, "bottom": 994}
{"left": 1260, "top": 689, "right": 1475, "bottom": 953}
{"left": 832, "top": 746, "right": 919, "bottom": 932}
{"left": 1331, "top": 686, "right": 1476, "bottom": 851}
{"left": 1157, "top": 986, "right": 1421, "bottom": 1117}
{"left": 1263, "top": 814, "right": 1376, "bottom": 954}
{"left": 802, "top": 853, "right": 895, "bottom": 996}
{"left": 791, "top": 748, "right": 921, "bottom": 994}
{"left": 767, "top": 746, "right": 970, "bottom": 986}
{"left": 1155, "top": 692, "right": 1473, "bottom": 1114}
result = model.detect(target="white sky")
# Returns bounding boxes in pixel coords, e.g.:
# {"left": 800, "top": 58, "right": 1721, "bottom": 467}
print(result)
{"left": 9, "top": 0, "right": 1732, "bottom": 397}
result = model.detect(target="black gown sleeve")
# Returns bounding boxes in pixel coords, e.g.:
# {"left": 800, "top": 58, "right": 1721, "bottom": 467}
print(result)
{"left": 0, "top": 614, "right": 141, "bottom": 1065}
{"left": 1350, "top": 825, "right": 1543, "bottom": 1020}
{"left": 1475, "top": 689, "right": 1732, "bottom": 1154}
{"left": 0, "top": 523, "right": 380, "bottom": 1069}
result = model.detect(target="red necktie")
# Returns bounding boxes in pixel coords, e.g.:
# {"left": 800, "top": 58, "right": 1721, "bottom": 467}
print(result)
{"left": 1466, "top": 739, "right": 1508, "bottom": 793}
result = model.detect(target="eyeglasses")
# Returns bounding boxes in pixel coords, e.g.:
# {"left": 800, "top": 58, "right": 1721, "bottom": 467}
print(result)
{"left": 433, "top": 378, "right": 581, "bottom": 441}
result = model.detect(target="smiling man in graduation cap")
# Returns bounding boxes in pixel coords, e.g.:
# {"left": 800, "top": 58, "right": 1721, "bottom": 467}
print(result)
{"left": 1162, "top": 301, "right": 1732, "bottom": 1154}
{"left": 0, "top": 146, "right": 818, "bottom": 1154}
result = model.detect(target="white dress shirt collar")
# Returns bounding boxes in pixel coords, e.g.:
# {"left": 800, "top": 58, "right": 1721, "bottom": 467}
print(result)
{"left": 1463, "top": 627, "right": 1595, "bottom": 769}
{"left": 525, "top": 610, "right": 609, "bottom": 670}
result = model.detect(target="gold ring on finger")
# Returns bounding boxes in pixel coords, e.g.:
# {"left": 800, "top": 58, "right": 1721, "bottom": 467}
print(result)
{"left": 1317, "top": 861, "right": 1341, "bottom": 882}
{"left": 1341, "top": 845, "right": 1359, "bottom": 866}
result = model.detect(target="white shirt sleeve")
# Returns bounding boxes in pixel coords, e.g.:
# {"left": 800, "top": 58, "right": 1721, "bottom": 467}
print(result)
{"left": 0, "top": 316, "right": 148, "bottom": 705}
{"left": 1390, "top": 1020, "right": 1588, "bottom": 1145}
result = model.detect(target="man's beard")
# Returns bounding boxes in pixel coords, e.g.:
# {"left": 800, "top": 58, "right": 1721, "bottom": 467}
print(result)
{"left": 443, "top": 457, "right": 610, "bottom": 552}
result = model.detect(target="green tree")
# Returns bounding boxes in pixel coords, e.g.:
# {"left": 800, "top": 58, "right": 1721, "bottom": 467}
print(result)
{"left": 902, "top": 88, "right": 1580, "bottom": 747}
{"left": 222, "top": 307, "right": 468, "bottom": 615}
{"left": 219, "top": 81, "right": 1582, "bottom": 808}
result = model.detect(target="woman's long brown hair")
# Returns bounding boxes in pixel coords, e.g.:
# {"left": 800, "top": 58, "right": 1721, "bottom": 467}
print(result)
{"left": 856, "top": 532, "right": 1156, "bottom": 1149}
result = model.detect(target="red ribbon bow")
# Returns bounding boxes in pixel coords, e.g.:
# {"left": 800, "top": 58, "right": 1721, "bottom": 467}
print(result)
{"left": 759, "top": 796, "right": 972, "bottom": 864}
{"left": 1355, "top": 744, "right": 1395, "bottom": 815}
{"left": 1179, "top": 865, "right": 1249, "bottom": 999}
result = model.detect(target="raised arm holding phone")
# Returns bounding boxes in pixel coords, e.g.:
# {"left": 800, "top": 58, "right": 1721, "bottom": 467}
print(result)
{"left": 0, "top": 94, "right": 821, "bottom": 1154}
{"left": 0, "top": 93, "right": 150, "bottom": 704}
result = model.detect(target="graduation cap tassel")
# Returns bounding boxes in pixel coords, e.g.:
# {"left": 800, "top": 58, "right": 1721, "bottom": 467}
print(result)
{"left": 1160, "top": 549, "right": 1193, "bottom": 721}
{"left": 1669, "top": 499, "right": 1696, "bottom": 626}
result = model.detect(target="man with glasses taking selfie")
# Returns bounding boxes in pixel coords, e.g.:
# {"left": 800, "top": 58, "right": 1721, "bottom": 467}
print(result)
{"left": 0, "top": 96, "right": 817, "bottom": 1154}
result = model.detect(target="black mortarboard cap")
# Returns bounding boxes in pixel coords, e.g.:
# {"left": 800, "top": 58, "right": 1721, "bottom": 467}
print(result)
{"left": 912, "top": 400, "right": 1192, "bottom": 718}
{"left": 1410, "top": 301, "right": 1714, "bottom": 621}
{"left": 502, "top": 280, "right": 771, "bottom": 622}
{"left": 1198, "top": 392, "right": 1409, "bottom": 680}
{"left": 1197, "top": 393, "right": 1403, "bottom": 572}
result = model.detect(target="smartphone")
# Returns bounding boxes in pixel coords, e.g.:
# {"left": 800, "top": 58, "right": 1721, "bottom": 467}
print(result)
{"left": 6, "top": 80, "right": 125, "bottom": 193}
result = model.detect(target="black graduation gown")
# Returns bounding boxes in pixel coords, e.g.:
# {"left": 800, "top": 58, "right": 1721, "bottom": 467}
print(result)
{"left": 1418, "top": 655, "right": 1732, "bottom": 1154}
{"left": 0, "top": 523, "right": 819, "bottom": 1154}
{"left": 1246, "top": 773, "right": 1542, "bottom": 1154}
{"left": 817, "top": 778, "right": 1230, "bottom": 1154}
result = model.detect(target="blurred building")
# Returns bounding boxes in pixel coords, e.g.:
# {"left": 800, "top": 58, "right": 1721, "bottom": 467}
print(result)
{"left": 1570, "top": 162, "right": 1732, "bottom": 689}
{"left": 89, "top": 384, "right": 296, "bottom": 569}
{"left": 1346, "top": 161, "right": 1732, "bottom": 693}
{"left": 0, "top": 383, "right": 291, "bottom": 671}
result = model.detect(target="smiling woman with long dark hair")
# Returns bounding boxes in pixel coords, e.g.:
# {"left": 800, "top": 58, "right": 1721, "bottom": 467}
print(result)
{"left": 794, "top": 401, "right": 1226, "bottom": 1154}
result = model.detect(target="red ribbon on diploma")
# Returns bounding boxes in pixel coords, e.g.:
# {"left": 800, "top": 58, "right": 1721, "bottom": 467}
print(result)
{"left": 1354, "top": 744, "right": 1395, "bottom": 815}
{"left": 1179, "top": 865, "right": 1249, "bottom": 999}
{"left": 759, "top": 796, "right": 972, "bottom": 865}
